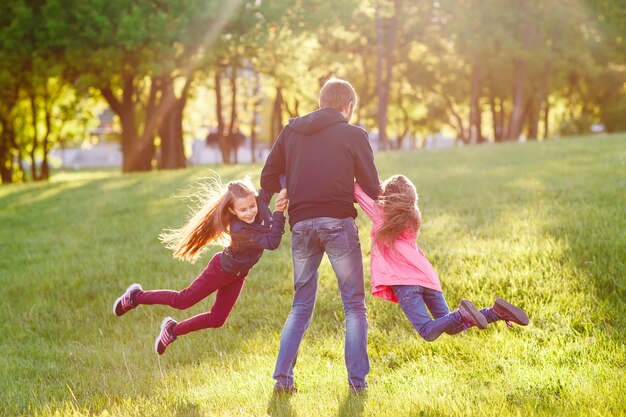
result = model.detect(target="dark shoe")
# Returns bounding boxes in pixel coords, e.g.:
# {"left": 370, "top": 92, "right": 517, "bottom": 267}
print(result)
{"left": 113, "top": 283, "right": 142, "bottom": 317}
{"left": 349, "top": 385, "right": 368, "bottom": 395}
{"left": 273, "top": 384, "right": 298, "bottom": 395}
{"left": 459, "top": 298, "right": 488, "bottom": 330}
{"left": 155, "top": 317, "right": 178, "bottom": 355}
{"left": 492, "top": 298, "right": 529, "bottom": 327}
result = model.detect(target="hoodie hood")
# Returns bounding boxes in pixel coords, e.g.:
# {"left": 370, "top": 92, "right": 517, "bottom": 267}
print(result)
{"left": 287, "top": 107, "right": 347, "bottom": 136}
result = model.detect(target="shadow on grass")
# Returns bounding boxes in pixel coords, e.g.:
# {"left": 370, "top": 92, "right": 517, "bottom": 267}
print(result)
{"left": 267, "top": 391, "right": 296, "bottom": 417}
{"left": 174, "top": 401, "right": 203, "bottom": 417}
{"left": 337, "top": 391, "right": 367, "bottom": 417}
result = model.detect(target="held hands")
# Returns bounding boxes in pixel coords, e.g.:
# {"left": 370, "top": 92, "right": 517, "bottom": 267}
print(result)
{"left": 275, "top": 188, "right": 289, "bottom": 213}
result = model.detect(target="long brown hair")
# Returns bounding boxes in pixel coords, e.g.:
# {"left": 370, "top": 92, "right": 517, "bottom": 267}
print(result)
{"left": 159, "top": 177, "right": 256, "bottom": 263}
{"left": 375, "top": 175, "right": 422, "bottom": 250}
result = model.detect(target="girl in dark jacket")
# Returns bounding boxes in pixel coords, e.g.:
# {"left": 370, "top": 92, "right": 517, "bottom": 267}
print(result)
{"left": 113, "top": 177, "right": 287, "bottom": 354}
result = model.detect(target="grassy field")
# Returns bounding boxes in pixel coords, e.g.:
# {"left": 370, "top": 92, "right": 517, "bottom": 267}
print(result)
{"left": 1, "top": 135, "right": 624, "bottom": 417}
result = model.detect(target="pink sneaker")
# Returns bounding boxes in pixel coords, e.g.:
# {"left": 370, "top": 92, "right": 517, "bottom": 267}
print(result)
{"left": 155, "top": 317, "right": 178, "bottom": 355}
{"left": 113, "top": 283, "right": 142, "bottom": 317}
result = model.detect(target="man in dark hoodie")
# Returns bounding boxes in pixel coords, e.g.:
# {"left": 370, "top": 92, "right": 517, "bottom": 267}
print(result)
{"left": 261, "top": 78, "right": 380, "bottom": 393}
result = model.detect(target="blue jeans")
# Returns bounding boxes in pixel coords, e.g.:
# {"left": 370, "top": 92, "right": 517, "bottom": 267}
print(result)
{"left": 392, "top": 285, "right": 499, "bottom": 341}
{"left": 273, "top": 217, "right": 369, "bottom": 390}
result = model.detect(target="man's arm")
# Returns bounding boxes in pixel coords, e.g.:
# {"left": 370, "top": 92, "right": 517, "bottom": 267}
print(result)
{"left": 260, "top": 128, "right": 287, "bottom": 195}
{"left": 354, "top": 131, "right": 381, "bottom": 199}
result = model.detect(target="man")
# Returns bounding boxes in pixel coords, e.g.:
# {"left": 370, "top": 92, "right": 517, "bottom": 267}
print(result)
{"left": 261, "top": 77, "right": 380, "bottom": 393}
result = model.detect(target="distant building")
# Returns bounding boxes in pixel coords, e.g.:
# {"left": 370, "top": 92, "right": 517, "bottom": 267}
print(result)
{"left": 49, "top": 109, "right": 122, "bottom": 168}
{"left": 190, "top": 137, "right": 271, "bottom": 165}
{"left": 50, "top": 141, "right": 122, "bottom": 169}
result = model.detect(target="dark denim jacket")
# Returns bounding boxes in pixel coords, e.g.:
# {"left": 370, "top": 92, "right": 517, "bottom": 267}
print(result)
{"left": 220, "top": 189, "right": 286, "bottom": 276}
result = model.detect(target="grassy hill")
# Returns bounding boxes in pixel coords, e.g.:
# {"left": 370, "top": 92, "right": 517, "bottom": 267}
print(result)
{"left": 1, "top": 135, "right": 624, "bottom": 416}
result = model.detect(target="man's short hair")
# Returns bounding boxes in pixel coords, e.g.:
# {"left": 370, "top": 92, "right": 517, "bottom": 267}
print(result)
{"left": 319, "top": 77, "right": 357, "bottom": 112}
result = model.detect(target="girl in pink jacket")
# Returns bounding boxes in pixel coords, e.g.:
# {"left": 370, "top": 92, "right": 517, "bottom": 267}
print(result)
{"left": 355, "top": 175, "right": 528, "bottom": 341}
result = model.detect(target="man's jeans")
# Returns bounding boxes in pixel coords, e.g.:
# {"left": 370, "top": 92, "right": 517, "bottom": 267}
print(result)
{"left": 273, "top": 217, "right": 369, "bottom": 390}
{"left": 391, "top": 285, "right": 499, "bottom": 341}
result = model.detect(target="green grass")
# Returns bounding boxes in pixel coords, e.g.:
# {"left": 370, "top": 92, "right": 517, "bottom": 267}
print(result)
{"left": 1, "top": 134, "right": 625, "bottom": 416}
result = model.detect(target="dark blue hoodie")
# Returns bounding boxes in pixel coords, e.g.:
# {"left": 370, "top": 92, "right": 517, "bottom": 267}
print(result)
{"left": 261, "top": 107, "right": 380, "bottom": 227}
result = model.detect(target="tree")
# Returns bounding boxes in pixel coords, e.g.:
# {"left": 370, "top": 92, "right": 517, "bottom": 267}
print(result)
{"left": 46, "top": 0, "right": 240, "bottom": 172}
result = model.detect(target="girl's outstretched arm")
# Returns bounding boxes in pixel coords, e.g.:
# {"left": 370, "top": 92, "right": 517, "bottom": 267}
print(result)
{"left": 251, "top": 212, "right": 286, "bottom": 250}
{"left": 354, "top": 182, "right": 380, "bottom": 222}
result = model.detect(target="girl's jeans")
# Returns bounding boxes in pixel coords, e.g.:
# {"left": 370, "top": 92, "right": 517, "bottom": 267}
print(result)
{"left": 135, "top": 252, "right": 247, "bottom": 336}
{"left": 273, "top": 217, "right": 369, "bottom": 391}
{"left": 391, "top": 285, "right": 499, "bottom": 341}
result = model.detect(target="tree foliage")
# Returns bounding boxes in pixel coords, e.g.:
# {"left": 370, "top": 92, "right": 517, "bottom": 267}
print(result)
{"left": 1, "top": 0, "right": 625, "bottom": 182}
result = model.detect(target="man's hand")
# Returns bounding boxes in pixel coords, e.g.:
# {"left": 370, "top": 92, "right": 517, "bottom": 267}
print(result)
{"left": 275, "top": 188, "right": 289, "bottom": 213}
{"left": 277, "top": 188, "right": 288, "bottom": 202}
{"left": 275, "top": 198, "right": 289, "bottom": 213}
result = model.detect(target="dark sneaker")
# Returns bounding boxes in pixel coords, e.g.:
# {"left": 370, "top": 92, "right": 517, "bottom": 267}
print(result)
{"left": 459, "top": 298, "right": 488, "bottom": 330}
{"left": 349, "top": 384, "right": 368, "bottom": 395}
{"left": 273, "top": 384, "right": 298, "bottom": 395}
{"left": 493, "top": 298, "right": 529, "bottom": 327}
{"left": 113, "top": 283, "right": 142, "bottom": 317}
{"left": 155, "top": 317, "right": 178, "bottom": 355}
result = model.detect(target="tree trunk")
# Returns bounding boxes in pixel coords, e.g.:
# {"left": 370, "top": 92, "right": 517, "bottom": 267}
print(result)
{"left": 157, "top": 78, "right": 175, "bottom": 169}
{"left": 356, "top": 51, "right": 376, "bottom": 125}
{"left": 158, "top": 77, "right": 189, "bottom": 170}
{"left": 228, "top": 66, "right": 238, "bottom": 164}
{"left": 507, "top": 0, "right": 532, "bottom": 141}
{"left": 543, "top": 97, "right": 550, "bottom": 139}
{"left": 0, "top": 133, "right": 12, "bottom": 183}
{"left": 522, "top": 94, "right": 534, "bottom": 139}
{"left": 490, "top": 90, "right": 506, "bottom": 142}
{"left": 284, "top": 97, "right": 300, "bottom": 118}
{"left": 215, "top": 70, "right": 230, "bottom": 164}
{"left": 133, "top": 76, "right": 167, "bottom": 172}
{"left": 250, "top": 72, "right": 260, "bottom": 163}
{"left": 508, "top": 58, "right": 529, "bottom": 141}
{"left": 270, "top": 86, "right": 283, "bottom": 147}
{"left": 500, "top": 98, "right": 508, "bottom": 140}
{"left": 476, "top": 104, "right": 484, "bottom": 143}
{"left": 101, "top": 75, "right": 140, "bottom": 173}
{"left": 469, "top": 62, "right": 483, "bottom": 144}
{"left": 375, "top": 1, "right": 399, "bottom": 150}
{"left": 29, "top": 93, "right": 40, "bottom": 181}
{"left": 0, "top": 131, "right": 8, "bottom": 183}
{"left": 118, "top": 115, "right": 139, "bottom": 172}
{"left": 375, "top": 3, "right": 385, "bottom": 147}
{"left": 443, "top": 94, "right": 466, "bottom": 143}
{"left": 530, "top": 67, "right": 550, "bottom": 140}
{"left": 395, "top": 95, "right": 410, "bottom": 149}
{"left": 10, "top": 130, "right": 25, "bottom": 181}
{"left": 527, "top": 101, "right": 537, "bottom": 140}
{"left": 102, "top": 72, "right": 179, "bottom": 172}
{"left": 0, "top": 87, "right": 19, "bottom": 183}
{"left": 489, "top": 94, "right": 497, "bottom": 141}
{"left": 0, "top": 113, "right": 15, "bottom": 183}
{"left": 41, "top": 99, "right": 52, "bottom": 180}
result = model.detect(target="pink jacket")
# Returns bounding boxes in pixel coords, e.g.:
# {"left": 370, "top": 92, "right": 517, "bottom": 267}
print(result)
{"left": 354, "top": 183, "right": 442, "bottom": 303}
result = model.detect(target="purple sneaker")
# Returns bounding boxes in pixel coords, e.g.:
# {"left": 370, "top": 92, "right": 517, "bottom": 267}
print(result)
{"left": 493, "top": 298, "right": 530, "bottom": 327}
{"left": 113, "top": 283, "right": 142, "bottom": 317}
{"left": 155, "top": 317, "right": 178, "bottom": 355}
{"left": 459, "top": 298, "right": 488, "bottom": 330}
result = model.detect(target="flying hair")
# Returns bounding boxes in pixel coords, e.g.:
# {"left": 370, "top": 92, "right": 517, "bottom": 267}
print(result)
{"left": 375, "top": 175, "right": 422, "bottom": 250}
{"left": 159, "top": 176, "right": 256, "bottom": 263}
